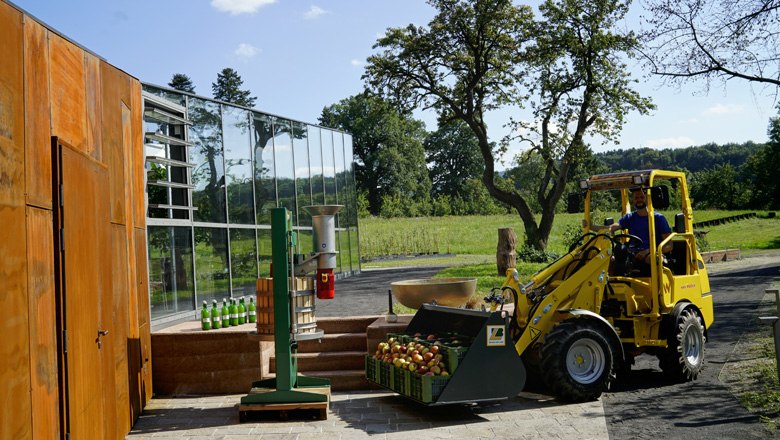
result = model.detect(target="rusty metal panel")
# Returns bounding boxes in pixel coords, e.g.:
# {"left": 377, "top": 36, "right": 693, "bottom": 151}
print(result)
{"left": 139, "top": 322, "right": 153, "bottom": 405}
{"left": 60, "top": 145, "right": 108, "bottom": 439}
{"left": 23, "top": 17, "right": 52, "bottom": 210}
{"left": 110, "top": 224, "right": 131, "bottom": 437}
{"left": 26, "top": 206, "right": 61, "bottom": 440}
{"left": 49, "top": 33, "right": 87, "bottom": 154}
{"left": 100, "top": 61, "right": 131, "bottom": 225}
{"left": 135, "top": 228, "right": 152, "bottom": 407}
{"left": 0, "top": 2, "right": 32, "bottom": 438}
{"left": 130, "top": 79, "right": 145, "bottom": 228}
{"left": 134, "top": 228, "right": 150, "bottom": 329}
{"left": 121, "top": 102, "right": 133, "bottom": 227}
{"left": 85, "top": 53, "right": 102, "bottom": 162}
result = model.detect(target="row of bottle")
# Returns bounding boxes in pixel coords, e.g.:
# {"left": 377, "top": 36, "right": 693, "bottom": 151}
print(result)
{"left": 200, "top": 297, "right": 256, "bottom": 330}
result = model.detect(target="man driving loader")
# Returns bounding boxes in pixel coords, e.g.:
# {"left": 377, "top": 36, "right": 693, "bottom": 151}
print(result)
{"left": 590, "top": 188, "right": 672, "bottom": 268}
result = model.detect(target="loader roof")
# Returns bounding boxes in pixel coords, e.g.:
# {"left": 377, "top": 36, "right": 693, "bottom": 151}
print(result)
{"left": 583, "top": 169, "right": 685, "bottom": 192}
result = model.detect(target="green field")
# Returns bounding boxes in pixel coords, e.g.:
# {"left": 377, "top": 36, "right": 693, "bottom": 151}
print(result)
{"left": 360, "top": 211, "right": 780, "bottom": 309}
{"left": 360, "top": 211, "right": 778, "bottom": 261}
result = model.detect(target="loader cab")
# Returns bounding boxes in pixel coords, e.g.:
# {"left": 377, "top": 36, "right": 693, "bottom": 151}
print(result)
{"left": 577, "top": 169, "right": 709, "bottom": 314}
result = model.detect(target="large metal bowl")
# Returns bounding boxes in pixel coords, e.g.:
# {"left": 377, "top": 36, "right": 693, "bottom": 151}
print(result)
{"left": 391, "top": 277, "right": 477, "bottom": 309}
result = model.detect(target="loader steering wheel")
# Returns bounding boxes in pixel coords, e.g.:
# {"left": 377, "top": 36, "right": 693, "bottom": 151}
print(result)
{"left": 611, "top": 233, "right": 643, "bottom": 249}
{"left": 610, "top": 233, "right": 644, "bottom": 276}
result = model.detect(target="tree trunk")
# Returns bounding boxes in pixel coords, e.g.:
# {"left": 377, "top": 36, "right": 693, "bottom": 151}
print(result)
{"left": 496, "top": 228, "right": 517, "bottom": 275}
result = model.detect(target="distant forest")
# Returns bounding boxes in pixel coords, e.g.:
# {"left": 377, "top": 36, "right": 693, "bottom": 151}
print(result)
{"left": 593, "top": 142, "right": 762, "bottom": 173}
{"left": 582, "top": 139, "right": 778, "bottom": 210}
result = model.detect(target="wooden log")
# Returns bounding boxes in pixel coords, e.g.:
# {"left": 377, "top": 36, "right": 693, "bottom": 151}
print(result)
{"left": 496, "top": 228, "right": 517, "bottom": 276}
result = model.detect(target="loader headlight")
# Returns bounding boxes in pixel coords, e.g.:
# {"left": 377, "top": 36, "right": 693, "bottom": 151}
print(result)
{"left": 579, "top": 179, "right": 590, "bottom": 190}
{"left": 632, "top": 175, "right": 645, "bottom": 185}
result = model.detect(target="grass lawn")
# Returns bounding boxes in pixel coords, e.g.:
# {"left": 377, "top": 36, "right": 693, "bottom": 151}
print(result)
{"left": 360, "top": 211, "right": 780, "bottom": 302}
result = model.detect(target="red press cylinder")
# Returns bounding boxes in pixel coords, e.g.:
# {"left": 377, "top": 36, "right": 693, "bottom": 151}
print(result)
{"left": 316, "top": 268, "right": 335, "bottom": 299}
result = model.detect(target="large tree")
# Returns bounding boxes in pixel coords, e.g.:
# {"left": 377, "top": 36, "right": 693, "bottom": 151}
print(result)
{"left": 744, "top": 115, "right": 780, "bottom": 209}
{"left": 364, "top": 0, "right": 652, "bottom": 250}
{"left": 212, "top": 67, "right": 257, "bottom": 108}
{"left": 425, "top": 120, "right": 485, "bottom": 198}
{"left": 168, "top": 73, "right": 196, "bottom": 93}
{"left": 319, "top": 93, "right": 432, "bottom": 216}
{"left": 642, "top": 0, "right": 780, "bottom": 90}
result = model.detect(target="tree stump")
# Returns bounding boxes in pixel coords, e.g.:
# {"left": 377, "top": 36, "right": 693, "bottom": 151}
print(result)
{"left": 496, "top": 228, "right": 517, "bottom": 275}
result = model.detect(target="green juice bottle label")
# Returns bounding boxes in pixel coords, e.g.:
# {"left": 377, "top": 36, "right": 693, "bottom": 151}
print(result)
{"left": 248, "top": 297, "right": 257, "bottom": 323}
{"left": 211, "top": 299, "right": 221, "bottom": 329}
{"left": 221, "top": 299, "right": 229, "bottom": 325}
{"left": 229, "top": 299, "right": 238, "bottom": 326}
{"left": 238, "top": 297, "right": 246, "bottom": 325}
{"left": 200, "top": 301, "right": 211, "bottom": 331}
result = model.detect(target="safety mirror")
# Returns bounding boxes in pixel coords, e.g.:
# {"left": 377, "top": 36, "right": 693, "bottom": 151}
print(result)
{"left": 651, "top": 185, "right": 670, "bottom": 210}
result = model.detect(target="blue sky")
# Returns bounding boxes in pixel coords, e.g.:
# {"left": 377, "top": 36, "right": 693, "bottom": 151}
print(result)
{"left": 13, "top": 0, "right": 778, "bottom": 163}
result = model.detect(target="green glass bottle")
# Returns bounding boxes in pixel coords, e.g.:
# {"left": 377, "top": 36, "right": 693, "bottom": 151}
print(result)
{"left": 229, "top": 298, "right": 238, "bottom": 326}
{"left": 210, "top": 299, "right": 221, "bottom": 329}
{"left": 238, "top": 297, "right": 246, "bottom": 325}
{"left": 221, "top": 298, "right": 229, "bottom": 325}
{"left": 200, "top": 301, "right": 211, "bottom": 331}
{"left": 248, "top": 297, "right": 257, "bottom": 323}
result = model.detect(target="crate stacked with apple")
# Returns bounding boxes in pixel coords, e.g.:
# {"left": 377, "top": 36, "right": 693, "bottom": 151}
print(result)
{"left": 365, "top": 332, "right": 472, "bottom": 403}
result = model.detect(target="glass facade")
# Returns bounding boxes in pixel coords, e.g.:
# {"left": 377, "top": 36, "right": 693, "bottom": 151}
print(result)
{"left": 142, "top": 84, "right": 360, "bottom": 323}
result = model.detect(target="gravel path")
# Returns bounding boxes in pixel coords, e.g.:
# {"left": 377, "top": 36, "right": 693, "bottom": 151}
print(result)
{"left": 602, "top": 256, "right": 780, "bottom": 439}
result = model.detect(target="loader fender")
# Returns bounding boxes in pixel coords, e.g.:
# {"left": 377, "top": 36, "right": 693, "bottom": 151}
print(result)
{"left": 660, "top": 301, "right": 707, "bottom": 341}
{"left": 558, "top": 309, "right": 625, "bottom": 362}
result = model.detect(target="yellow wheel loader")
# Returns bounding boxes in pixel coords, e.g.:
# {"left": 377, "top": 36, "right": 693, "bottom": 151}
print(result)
{"left": 367, "top": 170, "right": 713, "bottom": 403}
{"left": 499, "top": 169, "right": 714, "bottom": 401}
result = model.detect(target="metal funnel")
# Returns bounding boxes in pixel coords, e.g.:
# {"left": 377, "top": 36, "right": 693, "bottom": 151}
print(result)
{"left": 303, "top": 205, "right": 343, "bottom": 216}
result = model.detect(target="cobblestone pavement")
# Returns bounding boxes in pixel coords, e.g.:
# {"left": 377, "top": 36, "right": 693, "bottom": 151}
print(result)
{"left": 127, "top": 390, "right": 609, "bottom": 439}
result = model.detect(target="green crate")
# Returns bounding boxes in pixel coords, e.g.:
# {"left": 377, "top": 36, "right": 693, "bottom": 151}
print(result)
{"left": 406, "top": 371, "right": 450, "bottom": 403}
{"left": 365, "top": 355, "right": 380, "bottom": 384}
{"left": 379, "top": 360, "right": 393, "bottom": 388}
{"left": 441, "top": 345, "right": 468, "bottom": 374}
{"left": 391, "top": 364, "right": 408, "bottom": 394}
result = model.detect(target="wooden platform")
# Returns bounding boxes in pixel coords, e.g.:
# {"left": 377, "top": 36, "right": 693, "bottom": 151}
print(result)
{"left": 238, "top": 386, "right": 330, "bottom": 422}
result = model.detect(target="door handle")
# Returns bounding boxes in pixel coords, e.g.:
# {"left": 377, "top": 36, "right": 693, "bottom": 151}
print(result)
{"left": 97, "top": 329, "right": 109, "bottom": 348}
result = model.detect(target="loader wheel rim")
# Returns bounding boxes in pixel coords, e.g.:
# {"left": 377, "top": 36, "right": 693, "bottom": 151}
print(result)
{"left": 683, "top": 322, "right": 704, "bottom": 365}
{"left": 566, "top": 338, "right": 605, "bottom": 385}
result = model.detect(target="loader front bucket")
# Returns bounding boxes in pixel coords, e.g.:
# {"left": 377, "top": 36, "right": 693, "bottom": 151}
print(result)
{"left": 367, "top": 304, "right": 526, "bottom": 405}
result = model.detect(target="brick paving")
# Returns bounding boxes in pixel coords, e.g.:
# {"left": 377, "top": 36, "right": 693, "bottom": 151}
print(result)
{"left": 127, "top": 390, "right": 608, "bottom": 439}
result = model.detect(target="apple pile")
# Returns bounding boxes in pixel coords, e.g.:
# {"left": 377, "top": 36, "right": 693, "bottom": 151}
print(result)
{"left": 373, "top": 336, "right": 450, "bottom": 377}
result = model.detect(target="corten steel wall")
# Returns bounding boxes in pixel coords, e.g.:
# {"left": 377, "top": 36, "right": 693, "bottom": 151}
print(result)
{"left": 0, "top": 1, "right": 151, "bottom": 439}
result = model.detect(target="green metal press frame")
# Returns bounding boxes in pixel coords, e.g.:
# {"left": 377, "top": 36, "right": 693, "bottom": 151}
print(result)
{"left": 240, "top": 207, "right": 330, "bottom": 405}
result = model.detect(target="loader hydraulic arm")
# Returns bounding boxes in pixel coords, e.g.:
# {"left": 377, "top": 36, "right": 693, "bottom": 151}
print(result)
{"left": 498, "top": 234, "right": 614, "bottom": 357}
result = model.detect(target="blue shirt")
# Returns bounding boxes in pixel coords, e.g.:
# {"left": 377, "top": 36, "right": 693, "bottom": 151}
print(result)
{"left": 618, "top": 211, "right": 671, "bottom": 251}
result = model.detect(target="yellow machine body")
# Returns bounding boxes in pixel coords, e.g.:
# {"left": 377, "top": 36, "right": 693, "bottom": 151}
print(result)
{"left": 498, "top": 170, "right": 713, "bottom": 384}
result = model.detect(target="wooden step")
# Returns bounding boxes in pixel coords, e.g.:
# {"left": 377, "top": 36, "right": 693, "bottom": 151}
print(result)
{"left": 297, "top": 332, "right": 366, "bottom": 353}
{"left": 316, "top": 316, "right": 379, "bottom": 334}
{"left": 270, "top": 351, "right": 367, "bottom": 373}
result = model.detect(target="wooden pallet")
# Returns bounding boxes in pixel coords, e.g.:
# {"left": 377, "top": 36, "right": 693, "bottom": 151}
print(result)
{"left": 239, "top": 386, "right": 330, "bottom": 422}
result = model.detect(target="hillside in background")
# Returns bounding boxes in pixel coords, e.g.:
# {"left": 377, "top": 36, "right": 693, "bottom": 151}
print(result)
{"left": 593, "top": 142, "right": 763, "bottom": 172}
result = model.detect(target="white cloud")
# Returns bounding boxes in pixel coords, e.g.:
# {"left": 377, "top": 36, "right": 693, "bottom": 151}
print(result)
{"left": 304, "top": 5, "right": 328, "bottom": 19}
{"left": 350, "top": 59, "right": 365, "bottom": 67}
{"left": 211, "top": 0, "right": 275, "bottom": 15}
{"left": 644, "top": 136, "right": 695, "bottom": 149}
{"left": 234, "top": 43, "right": 259, "bottom": 61}
{"left": 704, "top": 103, "right": 745, "bottom": 115}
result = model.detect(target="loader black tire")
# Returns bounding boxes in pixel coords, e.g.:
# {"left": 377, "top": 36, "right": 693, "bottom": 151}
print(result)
{"left": 658, "top": 308, "right": 706, "bottom": 382}
{"left": 540, "top": 319, "right": 617, "bottom": 402}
